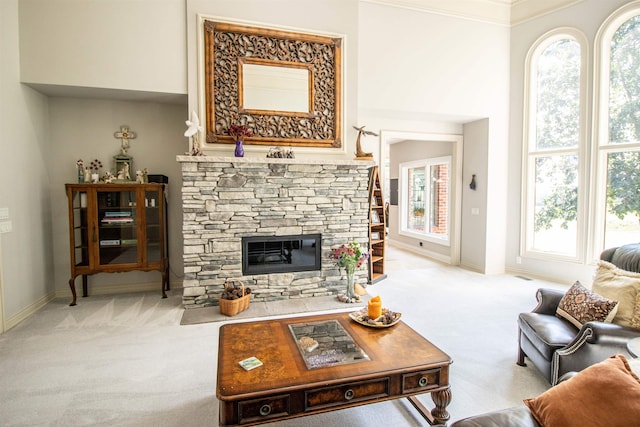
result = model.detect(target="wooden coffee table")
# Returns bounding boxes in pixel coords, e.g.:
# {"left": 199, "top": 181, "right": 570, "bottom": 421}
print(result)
{"left": 217, "top": 312, "right": 453, "bottom": 426}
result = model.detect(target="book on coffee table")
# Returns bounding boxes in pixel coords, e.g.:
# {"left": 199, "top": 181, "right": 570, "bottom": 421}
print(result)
{"left": 239, "top": 356, "right": 263, "bottom": 371}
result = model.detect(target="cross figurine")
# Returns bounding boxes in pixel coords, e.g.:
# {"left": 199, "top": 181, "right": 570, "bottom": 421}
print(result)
{"left": 114, "top": 125, "right": 137, "bottom": 155}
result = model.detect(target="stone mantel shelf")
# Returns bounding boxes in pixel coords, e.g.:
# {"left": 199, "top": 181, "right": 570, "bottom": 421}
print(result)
{"left": 176, "top": 155, "right": 375, "bottom": 167}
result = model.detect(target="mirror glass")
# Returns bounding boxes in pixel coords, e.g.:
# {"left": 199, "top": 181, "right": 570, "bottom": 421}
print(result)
{"left": 242, "top": 63, "right": 310, "bottom": 113}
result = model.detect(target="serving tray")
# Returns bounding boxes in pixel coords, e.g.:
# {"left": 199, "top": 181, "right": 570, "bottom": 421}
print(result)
{"left": 349, "top": 307, "right": 402, "bottom": 328}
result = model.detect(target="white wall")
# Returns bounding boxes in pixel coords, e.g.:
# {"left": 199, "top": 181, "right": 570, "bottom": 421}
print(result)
{"left": 358, "top": 3, "right": 509, "bottom": 120}
{"left": 358, "top": 2, "right": 510, "bottom": 273}
{"left": 185, "top": 0, "right": 360, "bottom": 159}
{"left": 48, "top": 98, "right": 187, "bottom": 297}
{"left": 507, "top": 0, "right": 634, "bottom": 284}
{"left": 461, "top": 119, "right": 489, "bottom": 272}
{"left": 0, "top": 0, "right": 54, "bottom": 328}
{"left": 19, "top": 0, "right": 187, "bottom": 96}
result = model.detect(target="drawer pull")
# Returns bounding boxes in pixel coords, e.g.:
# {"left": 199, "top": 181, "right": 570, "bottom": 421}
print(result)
{"left": 259, "top": 404, "right": 272, "bottom": 416}
{"left": 418, "top": 377, "right": 428, "bottom": 387}
{"left": 344, "top": 389, "right": 355, "bottom": 400}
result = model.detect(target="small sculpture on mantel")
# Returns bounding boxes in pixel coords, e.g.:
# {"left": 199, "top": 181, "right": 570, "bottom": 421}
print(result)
{"left": 117, "top": 162, "right": 131, "bottom": 181}
{"left": 76, "top": 159, "right": 85, "bottom": 183}
{"left": 136, "top": 168, "right": 149, "bottom": 184}
{"left": 184, "top": 111, "right": 204, "bottom": 156}
{"left": 353, "top": 125, "right": 378, "bottom": 161}
{"left": 103, "top": 170, "right": 115, "bottom": 183}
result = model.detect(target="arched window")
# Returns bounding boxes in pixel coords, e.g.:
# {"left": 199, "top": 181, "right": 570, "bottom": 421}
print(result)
{"left": 521, "top": 29, "right": 587, "bottom": 260}
{"left": 593, "top": 5, "right": 640, "bottom": 254}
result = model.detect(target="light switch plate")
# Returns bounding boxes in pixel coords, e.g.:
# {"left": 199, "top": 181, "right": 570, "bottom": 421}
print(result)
{"left": 0, "top": 221, "right": 12, "bottom": 233}
{"left": 0, "top": 208, "right": 8, "bottom": 220}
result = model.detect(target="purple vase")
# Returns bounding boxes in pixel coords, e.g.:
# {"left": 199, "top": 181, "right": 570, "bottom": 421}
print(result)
{"left": 234, "top": 140, "right": 244, "bottom": 157}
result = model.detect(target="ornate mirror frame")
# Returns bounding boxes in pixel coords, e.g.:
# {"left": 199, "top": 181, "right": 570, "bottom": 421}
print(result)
{"left": 203, "top": 20, "right": 343, "bottom": 148}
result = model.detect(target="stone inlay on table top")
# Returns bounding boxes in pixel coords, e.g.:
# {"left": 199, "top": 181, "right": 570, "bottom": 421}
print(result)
{"left": 289, "top": 319, "right": 370, "bottom": 369}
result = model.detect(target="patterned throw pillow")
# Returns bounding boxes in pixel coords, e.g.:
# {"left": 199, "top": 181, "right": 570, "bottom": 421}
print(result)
{"left": 556, "top": 281, "right": 619, "bottom": 328}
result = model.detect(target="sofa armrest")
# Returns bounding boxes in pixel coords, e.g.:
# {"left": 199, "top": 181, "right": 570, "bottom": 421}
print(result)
{"left": 552, "top": 321, "right": 640, "bottom": 384}
{"left": 600, "top": 243, "right": 640, "bottom": 272}
{"left": 600, "top": 247, "right": 618, "bottom": 263}
{"left": 531, "top": 288, "right": 565, "bottom": 315}
{"left": 582, "top": 321, "right": 640, "bottom": 345}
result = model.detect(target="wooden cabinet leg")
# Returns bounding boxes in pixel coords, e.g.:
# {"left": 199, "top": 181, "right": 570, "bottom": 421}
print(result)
{"left": 82, "top": 275, "right": 88, "bottom": 297}
{"left": 161, "top": 268, "right": 168, "bottom": 298}
{"left": 69, "top": 277, "right": 77, "bottom": 306}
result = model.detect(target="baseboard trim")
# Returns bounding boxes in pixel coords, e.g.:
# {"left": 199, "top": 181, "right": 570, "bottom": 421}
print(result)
{"left": 5, "top": 291, "right": 56, "bottom": 331}
{"left": 388, "top": 240, "right": 452, "bottom": 264}
{"left": 459, "top": 262, "right": 485, "bottom": 274}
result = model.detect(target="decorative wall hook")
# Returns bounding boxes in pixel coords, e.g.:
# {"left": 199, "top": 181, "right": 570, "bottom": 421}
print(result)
{"left": 469, "top": 174, "right": 477, "bottom": 190}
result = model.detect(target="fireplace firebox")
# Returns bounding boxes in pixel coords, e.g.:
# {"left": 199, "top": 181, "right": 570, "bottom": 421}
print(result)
{"left": 242, "top": 234, "right": 322, "bottom": 275}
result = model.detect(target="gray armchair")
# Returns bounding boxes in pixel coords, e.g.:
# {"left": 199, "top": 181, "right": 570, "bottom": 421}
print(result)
{"left": 516, "top": 243, "right": 640, "bottom": 385}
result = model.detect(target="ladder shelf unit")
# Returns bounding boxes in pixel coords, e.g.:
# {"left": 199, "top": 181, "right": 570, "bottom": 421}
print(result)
{"left": 368, "top": 166, "right": 387, "bottom": 284}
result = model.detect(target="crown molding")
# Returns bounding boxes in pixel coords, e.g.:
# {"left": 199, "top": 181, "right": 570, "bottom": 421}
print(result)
{"left": 362, "top": 0, "right": 511, "bottom": 25}
{"left": 361, "top": 0, "right": 584, "bottom": 26}
{"left": 511, "top": 0, "right": 583, "bottom": 25}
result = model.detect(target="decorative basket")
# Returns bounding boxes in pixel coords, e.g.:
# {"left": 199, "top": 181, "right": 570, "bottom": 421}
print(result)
{"left": 219, "top": 280, "right": 251, "bottom": 317}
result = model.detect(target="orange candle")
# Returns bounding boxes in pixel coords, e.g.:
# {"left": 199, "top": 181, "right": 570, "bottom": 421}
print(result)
{"left": 368, "top": 295, "right": 382, "bottom": 320}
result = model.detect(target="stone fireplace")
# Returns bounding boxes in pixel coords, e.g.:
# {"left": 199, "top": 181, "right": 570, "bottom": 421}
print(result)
{"left": 177, "top": 156, "right": 374, "bottom": 308}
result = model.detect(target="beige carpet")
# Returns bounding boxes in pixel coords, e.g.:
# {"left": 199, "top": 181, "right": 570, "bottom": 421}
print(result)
{"left": 180, "top": 294, "right": 371, "bottom": 325}
{"left": 0, "top": 246, "right": 571, "bottom": 426}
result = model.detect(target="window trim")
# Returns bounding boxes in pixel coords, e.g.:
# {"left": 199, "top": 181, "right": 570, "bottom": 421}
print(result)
{"left": 399, "top": 156, "right": 452, "bottom": 246}
{"left": 520, "top": 27, "right": 589, "bottom": 263}
{"left": 591, "top": 2, "right": 640, "bottom": 262}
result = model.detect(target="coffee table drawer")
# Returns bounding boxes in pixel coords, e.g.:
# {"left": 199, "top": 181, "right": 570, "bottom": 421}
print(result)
{"left": 238, "top": 394, "right": 290, "bottom": 424}
{"left": 305, "top": 378, "right": 390, "bottom": 410}
{"left": 402, "top": 369, "right": 442, "bottom": 393}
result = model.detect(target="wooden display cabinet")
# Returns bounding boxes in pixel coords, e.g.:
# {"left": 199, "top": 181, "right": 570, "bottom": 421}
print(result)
{"left": 368, "top": 166, "right": 387, "bottom": 283}
{"left": 65, "top": 183, "right": 169, "bottom": 306}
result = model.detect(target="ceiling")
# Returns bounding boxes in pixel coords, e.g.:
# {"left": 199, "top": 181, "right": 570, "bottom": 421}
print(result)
{"left": 362, "top": 0, "right": 584, "bottom": 26}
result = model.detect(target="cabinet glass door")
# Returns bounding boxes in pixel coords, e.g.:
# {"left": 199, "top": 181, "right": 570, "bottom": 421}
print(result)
{"left": 96, "top": 189, "right": 138, "bottom": 265}
{"left": 145, "top": 189, "right": 162, "bottom": 263}
{"left": 70, "top": 189, "right": 90, "bottom": 267}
